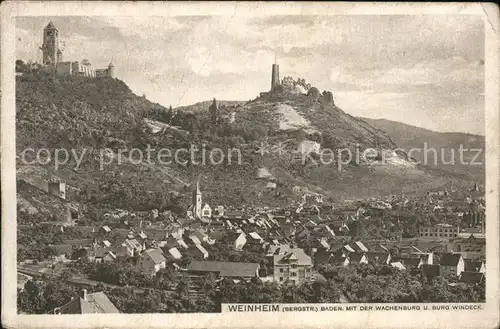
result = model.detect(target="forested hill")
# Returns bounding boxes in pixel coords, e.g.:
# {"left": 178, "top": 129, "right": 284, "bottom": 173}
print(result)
{"left": 360, "top": 118, "right": 485, "bottom": 182}
{"left": 16, "top": 72, "right": 477, "bottom": 218}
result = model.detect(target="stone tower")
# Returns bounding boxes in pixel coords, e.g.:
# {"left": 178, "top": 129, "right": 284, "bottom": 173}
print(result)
{"left": 42, "top": 21, "right": 59, "bottom": 67}
{"left": 271, "top": 64, "right": 280, "bottom": 91}
{"left": 107, "top": 62, "right": 115, "bottom": 78}
{"left": 192, "top": 179, "right": 202, "bottom": 219}
{"left": 209, "top": 98, "right": 218, "bottom": 124}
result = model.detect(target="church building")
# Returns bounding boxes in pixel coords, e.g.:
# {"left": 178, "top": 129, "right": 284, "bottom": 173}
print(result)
{"left": 187, "top": 180, "right": 203, "bottom": 219}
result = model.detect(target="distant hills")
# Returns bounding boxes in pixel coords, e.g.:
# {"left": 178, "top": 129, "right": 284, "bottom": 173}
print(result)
{"left": 15, "top": 71, "right": 482, "bottom": 220}
{"left": 360, "top": 118, "right": 485, "bottom": 182}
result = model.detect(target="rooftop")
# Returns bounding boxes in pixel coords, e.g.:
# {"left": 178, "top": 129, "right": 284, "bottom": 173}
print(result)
{"left": 459, "top": 271, "right": 484, "bottom": 283}
{"left": 44, "top": 21, "right": 57, "bottom": 30}
{"left": 274, "top": 248, "right": 312, "bottom": 266}
{"left": 439, "top": 253, "right": 463, "bottom": 266}
{"left": 144, "top": 248, "right": 166, "bottom": 264}
{"left": 187, "top": 261, "right": 259, "bottom": 277}
{"left": 52, "top": 291, "right": 119, "bottom": 314}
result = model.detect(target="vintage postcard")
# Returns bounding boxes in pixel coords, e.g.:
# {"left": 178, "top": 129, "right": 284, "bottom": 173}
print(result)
{"left": 1, "top": 1, "right": 499, "bottom": 329}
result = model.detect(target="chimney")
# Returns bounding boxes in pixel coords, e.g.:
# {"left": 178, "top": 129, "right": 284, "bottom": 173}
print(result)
{"left": 80, "top": 289, "right": 87, "bottom": 301}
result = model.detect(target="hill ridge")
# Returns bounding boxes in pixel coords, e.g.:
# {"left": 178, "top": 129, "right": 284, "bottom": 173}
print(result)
{"left": 16, "top": 72, "right": 481, "bottom": 218}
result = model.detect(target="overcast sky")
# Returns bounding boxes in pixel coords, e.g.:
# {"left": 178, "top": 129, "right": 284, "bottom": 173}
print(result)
{"left": 16, "top": 15, "right": 484, "bottom": 135}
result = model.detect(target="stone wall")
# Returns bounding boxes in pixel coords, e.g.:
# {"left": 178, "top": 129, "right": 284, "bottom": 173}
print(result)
{"left": 55, "top": 62, "right": 73, "bottom": 76}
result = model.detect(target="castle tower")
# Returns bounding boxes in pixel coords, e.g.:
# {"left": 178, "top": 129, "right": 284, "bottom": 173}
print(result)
{"left": 271, "top": 64, "right": 280, "bottom": 91}
{"left": 42, "top": 21, "right": 59, "bottom": 67}
{"left": 107, "top": 62, "right": 115, "bottom": 78}
{"left": 192, "top": 179, "right": 202, "bottom": 219}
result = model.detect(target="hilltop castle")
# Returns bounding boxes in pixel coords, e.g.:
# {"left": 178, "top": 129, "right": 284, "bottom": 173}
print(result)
{"left": 41, "top": 21, "right": 115, "bottom": 78}
{"left": 262, "top": 62, "right": 312, "bottom": 96}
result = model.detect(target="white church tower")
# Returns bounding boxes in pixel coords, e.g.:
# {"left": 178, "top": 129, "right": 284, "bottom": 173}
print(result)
{"left": 192, "top": 179, "right": 202, "bottom": 219}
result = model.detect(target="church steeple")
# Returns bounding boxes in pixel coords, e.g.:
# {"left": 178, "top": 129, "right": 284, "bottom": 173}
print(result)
{"left": 192, "top": 178, "right": 202, "bottom": 219}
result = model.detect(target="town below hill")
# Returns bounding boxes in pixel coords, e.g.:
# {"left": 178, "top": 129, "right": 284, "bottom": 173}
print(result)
{"left": 16, "top": 69, "right": 486, "bottom": 314}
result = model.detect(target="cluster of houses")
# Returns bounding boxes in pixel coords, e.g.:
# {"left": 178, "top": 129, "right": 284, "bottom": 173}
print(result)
{"left": 42, "top": 179, "right": 486, "bottom": 287}
{"left": 19, "top": 176, "right": 488, "bottom": 316}
{"left": 49, "top": 218, "right": 315, "bottom": 284}
{"left": 311, "top": 238, "right": 486, "bottom": 284}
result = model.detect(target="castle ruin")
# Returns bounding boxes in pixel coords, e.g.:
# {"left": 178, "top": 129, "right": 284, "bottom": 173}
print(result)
{"left": 41, "top": 21, "right": 115, "bottom": 78}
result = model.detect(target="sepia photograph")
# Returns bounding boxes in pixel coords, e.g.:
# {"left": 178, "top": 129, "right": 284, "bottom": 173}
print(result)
{"left": 1, "top": 2, "right": 499, "bottom": 329}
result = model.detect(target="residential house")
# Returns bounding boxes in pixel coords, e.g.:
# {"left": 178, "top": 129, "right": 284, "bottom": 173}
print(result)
{"left": 201, "top": 204, "right": 212, "bottom": 219}
{"left": 212, "top": 205, "right": 225, "bottom": 219}
{"left": 464, "top": 259, "right": 486, "bottom": 273}
{"left": 280, "top": 223, "right": 297, "bottom": 238}
{"left": 101, "top": 240, "right": 112, "bottom": 248}
{"left": 412, "top": 251, "right": 434, "bottom": 265}
{"left": 99, "top": 226, "right": 112, "bottom": 234}
{"left": 176, "top": 238, "right": 189, "bottom": 249}
{"left": 193, "top": 243, "right": 209, "bottom": 259}
{"left": 459, "top": 271, "right": 485, "bottom": 283}
{"left": 186, "top": 234, "right": 203, "bottom": 246}
{"left": 246, "top": 232, "right": 264, "bottom": 251}
{"left": 165, "top": 247, "right": 182, "bottom": 260}
{"left": 51, "top": 244, "right": 73, "bottom": 261}
{"left": 458, "top": 227, "right": 486, "bottom": 239}
{"left": 94, "top": 248, "right": 116, "bottom": 263}
{"left": 187, "top": 261, "right": 260, "bottom": 279}
{"left": 51, "top": 289, "right": 119, "bottom": 314}
{"left": 137, "top": 248, "right": 167, "bottom": 275}
{"left": 17, "top": 273, "right": 33, "bottom": 291}
{"left": 193, "top": 229, "right": 216, "bottom": 245}
{"left": 394, "top": 257, "right": 424, "bottom": 270}
{"left": 62, "top": 239, "right": 96, "bottom": 250}
{"left": 421, "top": 264, "right": 440, "bottom": 279}
{"left": 366, "top": 251, "right": 391, "bottom": 265}
{"left": 348, "top": 252, "right": 369, "bottom": 265}
{"left": 136, "top": 231, "right": 148, "bottom": 243}
{"left": 295, "top": 226, "right": 311, "bottom": 241}
{"left": 390, "top": 262, "right": 407, "bottom": 271}
{"left": 439, "top": 253, "right": 465, "bottom": 277}
{"left": 208, "top": 230, "right": 226, "bottom": 243}
{"left": 352, "top": 241, "right": 369, "bottom": 253}
{"left": 223, "top": 211, "right": 245, "bottom": 220}
{"left": 342, "top": 244, "right": 356, "bottom": 254}
{"left": 313, "top": 247, "right": 333, "bottom": 264}
{"left": 177, "top": 217, "right": 194, "bottom": 228}
{"left": 266, "top": 243, "right": 290, "bottom": 257}
{"left": 227, "top": 232, "right": 247, "bottom": 251}
{"left": 273, "top": 248, "right": 313, "bottom": 284}
{"left": 419, "top": 223, "right": 459, "bottom": 239}
{"left": 330, "top": 252, "right": 350, "bottom": 267}
{"left": 116, "top": 239, "right": 144, "bottom": 258}
{"left": 317, "top": 238, "right": 330, "bottom": 250}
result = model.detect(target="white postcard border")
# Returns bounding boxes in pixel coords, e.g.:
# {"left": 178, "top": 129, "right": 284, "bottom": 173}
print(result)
{"left": 1, "top": 2, "right": 499, "bottom": 329}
